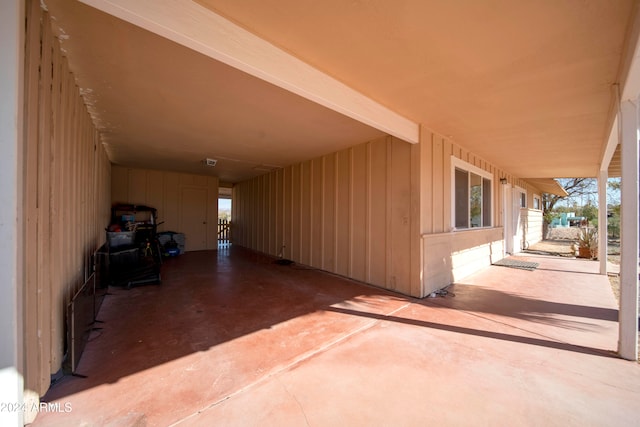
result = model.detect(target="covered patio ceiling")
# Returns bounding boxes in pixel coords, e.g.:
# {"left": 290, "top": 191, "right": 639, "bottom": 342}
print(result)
{"left": 45, "top": 0, "right": 638, "bottom": 182}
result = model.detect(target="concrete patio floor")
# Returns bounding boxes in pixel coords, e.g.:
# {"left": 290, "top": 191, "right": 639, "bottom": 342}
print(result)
{"left": 33, "top": 247, "right": 640, "bottom": 426}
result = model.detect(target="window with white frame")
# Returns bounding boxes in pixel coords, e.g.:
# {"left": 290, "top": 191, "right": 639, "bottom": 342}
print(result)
{"left": 533, "top": 194, "right": 541, "bottom": 210}
{"left": 451, "top": 157, "right": 492, "bottom": 229}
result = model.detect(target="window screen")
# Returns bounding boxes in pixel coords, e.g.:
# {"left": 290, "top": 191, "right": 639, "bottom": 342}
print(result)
{"left": 453, "top": 163, "right": 493, "bottom": 229}
{"left": 455, "top": 168, "right": 469, "bottom": 229}
{"left": 482, "top": 178, "right": 492, "bottom": 227}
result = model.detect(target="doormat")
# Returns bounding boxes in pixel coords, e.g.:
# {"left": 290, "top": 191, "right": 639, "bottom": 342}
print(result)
{"left": 493, "top": 259, "right": 539, "bottom": 271}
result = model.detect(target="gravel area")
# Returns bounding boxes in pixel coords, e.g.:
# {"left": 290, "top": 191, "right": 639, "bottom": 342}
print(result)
{"left": 527, "top": 239, "right": 575, "bottom": 257}
{"left": 546, "top": 227, "right": 582, "bottom": 240}
{"left": 607, "top": 240, "right": 621, "bottom": 302}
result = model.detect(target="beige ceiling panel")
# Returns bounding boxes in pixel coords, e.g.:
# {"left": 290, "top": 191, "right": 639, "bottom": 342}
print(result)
{"left": 46, "top": 0, "right": 387, "bottom": 182}
{"left": 608, "top": 145, "right": 622, "bottom": 178}
{"left": 45, "top": 0, "right": 638, "bottom": 181}
{"left": 198, "top": 0, "right": 636, "bottom": 178}
{"left": 523, "top": 178, "right": 568, "bottom": 197}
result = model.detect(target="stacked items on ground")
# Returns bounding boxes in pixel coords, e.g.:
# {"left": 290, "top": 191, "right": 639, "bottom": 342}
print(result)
{"left": 157, "top": 231, "right": 186, "bottom": 257}
{"left": 103, "top": 204, "right": 162, "bottom": 288}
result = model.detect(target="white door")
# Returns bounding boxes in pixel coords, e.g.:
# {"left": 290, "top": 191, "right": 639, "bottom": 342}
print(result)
{"left": 503, "top": 183, "right": 512, "bottom": 255}
{"left": 512, "top": 187, "right": 526, "bottom": 253}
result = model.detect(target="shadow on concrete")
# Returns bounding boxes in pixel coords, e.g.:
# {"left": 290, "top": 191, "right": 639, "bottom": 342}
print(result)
{"left": 42, "top": 246, "right": 406, "bottom": 401}
{"left": 325, "top": 305, "right": 618, "bottom": 359}
{"left": 423, "top": 284, "right": 618, "bottom": 325}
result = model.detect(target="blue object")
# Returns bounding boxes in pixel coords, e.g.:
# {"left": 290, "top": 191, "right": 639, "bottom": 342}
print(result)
{"left": 165, "top": 247, "right": 180, "bottom": 257}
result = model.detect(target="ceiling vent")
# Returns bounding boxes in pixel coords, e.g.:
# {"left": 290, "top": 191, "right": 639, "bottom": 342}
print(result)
{"left": 203, "top": 158, "right": 217, "bottom": 167}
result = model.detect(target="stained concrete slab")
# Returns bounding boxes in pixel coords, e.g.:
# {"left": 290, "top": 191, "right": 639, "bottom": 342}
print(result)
{"left": 33, "top": 248, "right": 640, "bottom": 426}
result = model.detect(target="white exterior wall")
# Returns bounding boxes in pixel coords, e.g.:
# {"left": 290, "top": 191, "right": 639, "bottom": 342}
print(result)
{"left": 521, "top": 208, "right": 544, "bottom": 248}
{"left": 422, "top": 228, "right": 504, "bottom": 290}
{"left": 0, "top": 0, "right": 24, "bottom": 425}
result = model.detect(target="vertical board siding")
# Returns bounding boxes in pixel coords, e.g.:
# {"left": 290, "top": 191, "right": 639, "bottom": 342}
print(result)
{"left": 300, "top": 161, "right": 312, "bottom": 265}
{"left": 23, "top": 0, "right": 41, "bottom": 393}
{"left": 311, "top": 158, "right": 324, "bottom": 268}
{"left": 432, "top": 135, "right": 445, "bottom": 233}
{"left": 23, "top": 2, "right": 111, "bottom": 396}
{"left": 37, "top": 14, "right": 55, "bottom": 392}
{"left": 291, "top": 164, "right": 301, "bottom": 261}
{"left": 522, "top": 209, "right": 543, "bottom": 246}
{"left": 420, "top": 129, "right": 547, "bottom": 294}
{"left": 420, "top": 133, "right": 434, "bottom": 236}
{"left": 335, "top": 150, "right": 351, "bottom": 277}
{"left": 351, "top": 144, "right": 367, "bottom": 282}
{"left": 421, "top": 129, "right": 511, "bottom": 235}
{"left": 270, "top": 173, "right": 277, "bottom": 254}
{"left": 275, "top": 169, "right": 284, "bottom": 256}
{"left": 322, "top": 155, "right": 336, "bottom": 271}
{"left": 409, "top": 142, "right": 423, "bottom": 297}
{"left": 232, "top": 136, "right": 420, "bottom": 296}
{"left": 110, "top": 166, "right": 219, "bottom": 250}
{"left": 389, "top": 139, "right": 413, "bottom": 294}
{"left": 283, "top": 168, "right": 292, "bottom": 260}
{"left": 368, "top": 139, "right": 388, "bottom": 286}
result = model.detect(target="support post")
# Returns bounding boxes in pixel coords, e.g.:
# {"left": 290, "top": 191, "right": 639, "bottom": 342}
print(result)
{"left": 618, "top": 99, "right": 639, "bottom": 361}
{"left": 0, "top": 0, "right": 25, "bottom": 425}
{"left": 598, "top": 170, "right": 608, "bottom": 275}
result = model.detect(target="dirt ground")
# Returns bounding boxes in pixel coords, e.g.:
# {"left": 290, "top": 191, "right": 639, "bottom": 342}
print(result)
{"left": 527, "top": 239, "right": 575, "bottom": 257}
{"left": 607, "top": 240, "right": 621, "bottom": 301}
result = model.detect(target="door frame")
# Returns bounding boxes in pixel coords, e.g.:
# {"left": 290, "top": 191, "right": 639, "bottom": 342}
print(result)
{"left": 512, "top": 186, "right": 526, "bottom": 254}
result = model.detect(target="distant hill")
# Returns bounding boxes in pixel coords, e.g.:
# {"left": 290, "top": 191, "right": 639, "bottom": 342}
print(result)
{"left": 218, "top": 207, "right": 231, "bottom": 220}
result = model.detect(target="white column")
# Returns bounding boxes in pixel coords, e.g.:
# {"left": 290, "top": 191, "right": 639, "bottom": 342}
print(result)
{"left": 502, "top": 181, "right": 507, "bottom": 255}
{"left": 598, "top": 170, "right": 608, "bottom": 275}
{"left": 618, "top": 99, "right": 639, "bottom": 361}
{"left": 0, "top": 0, "right": 24, "bottom": 425}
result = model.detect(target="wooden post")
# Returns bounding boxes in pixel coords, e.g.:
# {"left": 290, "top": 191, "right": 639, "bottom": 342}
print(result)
{"left": 0, "top": 0, "right": 25, "bottom": 425}
{"left": 598, "top": 169, "right": 608, "bottom": 275}
{"left": 618, "top": 99, "right": 639, "bottom": 361}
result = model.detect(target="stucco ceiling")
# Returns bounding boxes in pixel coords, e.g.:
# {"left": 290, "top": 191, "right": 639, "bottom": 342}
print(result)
{"left": 45, "top": 0, "right": 637, "bottom": 182}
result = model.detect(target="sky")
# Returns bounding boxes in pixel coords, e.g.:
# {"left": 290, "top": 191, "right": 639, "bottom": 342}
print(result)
{"left": 219, "top": 198, "right": 231, "bottom": 212}
{"left": 555, "top": 177, "right": 620, "bottom": 208}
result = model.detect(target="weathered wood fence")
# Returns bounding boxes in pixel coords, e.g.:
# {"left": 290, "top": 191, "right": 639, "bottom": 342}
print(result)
{"left": 218, "top": 219, "right": 231, "bottom": 245}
